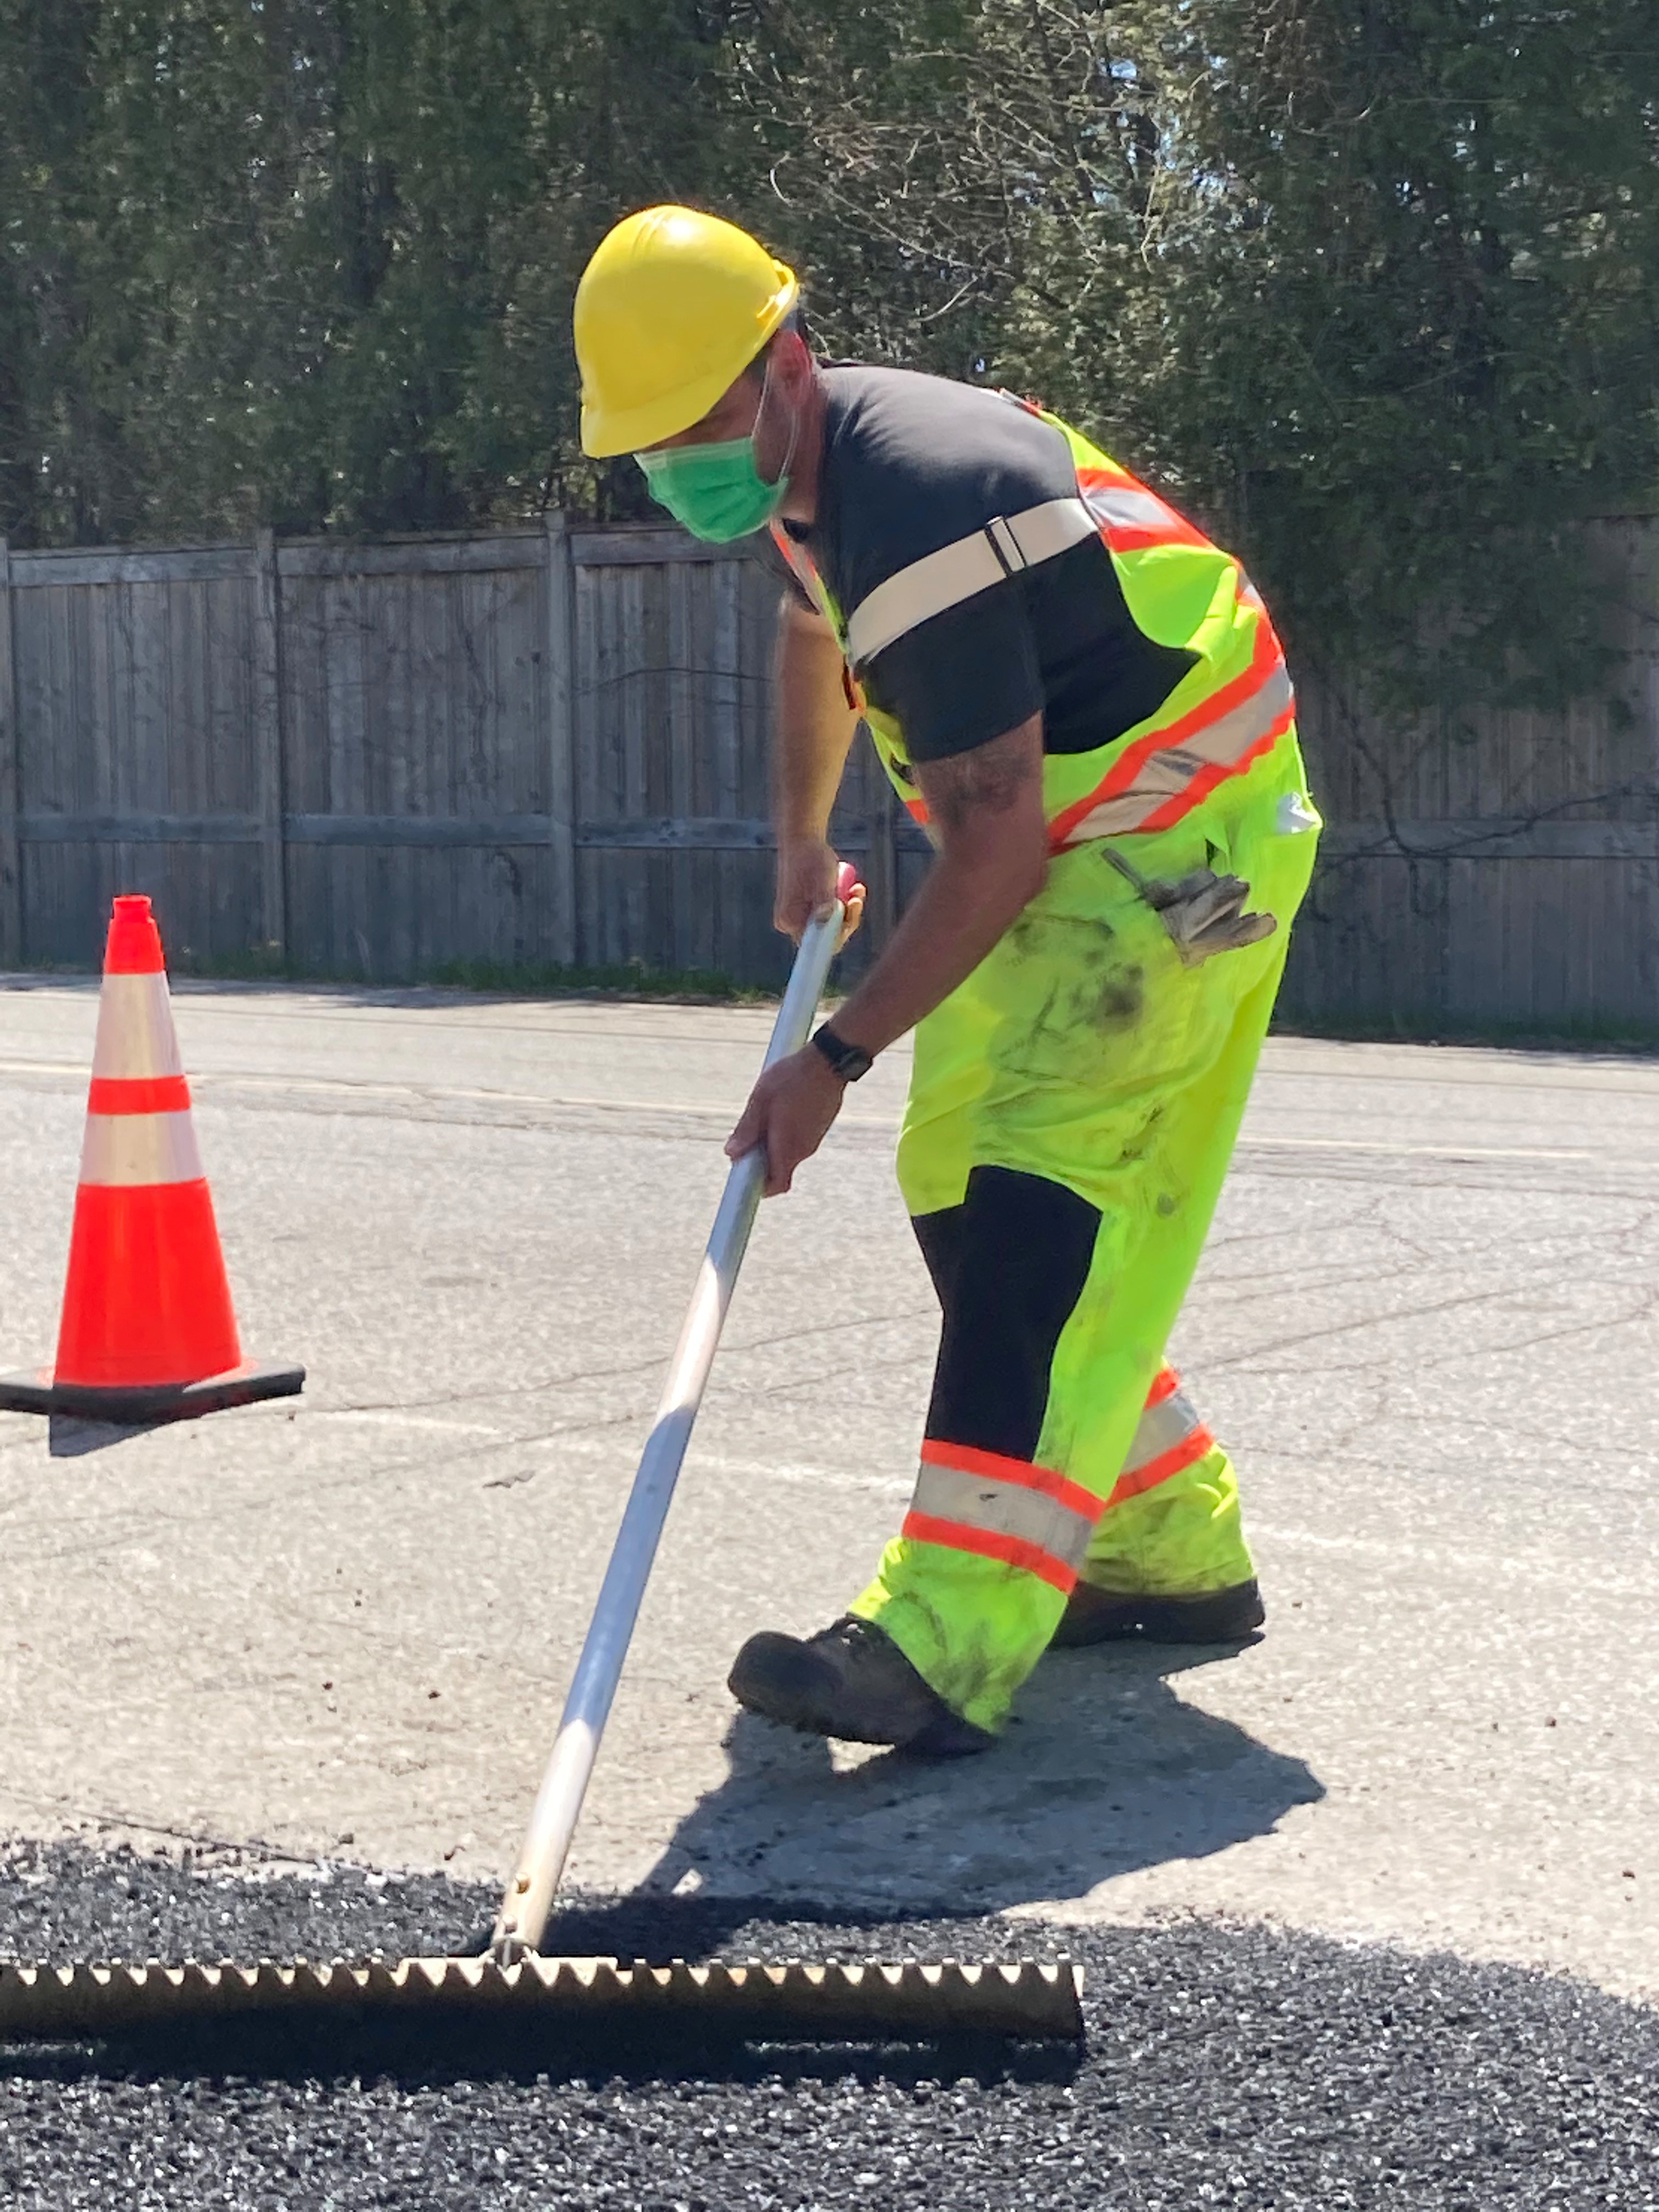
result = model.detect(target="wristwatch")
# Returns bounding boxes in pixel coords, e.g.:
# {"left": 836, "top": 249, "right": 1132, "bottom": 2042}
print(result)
{"left": 810, "top": 1022, "right": 874, "bottom": 1083}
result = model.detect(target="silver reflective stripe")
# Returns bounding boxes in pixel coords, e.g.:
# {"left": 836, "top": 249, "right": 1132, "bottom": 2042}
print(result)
{"left": 1121, "top": 1385, "right": 1203, "bottom": 1476}
{"left": 910, "top": 1461, "right": 1096, "bottom": 1573}
{"left": 79, "top": 1111, "right": 203, "bottom": 1187}
{"left": 844, "top": 496, "right": 1098, "bottom": 669}
{"left": 1058, "top": 663, "right": 1295, "bottom": 845}
{"left": 1080, "top": 482, "right": 1183, "bottom": 537}
{"left": 1064, "top": 788, "right": 1183, "bottom": 840}
{"left": 91, "top": 973, "right": 184, "bottom": 1082}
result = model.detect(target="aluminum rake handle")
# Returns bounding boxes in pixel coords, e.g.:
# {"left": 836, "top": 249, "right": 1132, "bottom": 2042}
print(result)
{"left": 491, "top": 899, "right": 847, "bottom": 1962}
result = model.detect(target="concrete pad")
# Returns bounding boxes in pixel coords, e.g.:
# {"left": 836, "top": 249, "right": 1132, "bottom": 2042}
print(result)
{"left": 2, "top": 979, "right": 1657, "bottom": 1997}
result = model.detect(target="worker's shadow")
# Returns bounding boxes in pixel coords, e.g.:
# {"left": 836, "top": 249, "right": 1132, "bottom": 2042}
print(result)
{"left": 0, "top": 1648, "right": 1317, "bottom": 2092}
{"left": 636, "top": 1639, "right": 1322, "bottom": 1922}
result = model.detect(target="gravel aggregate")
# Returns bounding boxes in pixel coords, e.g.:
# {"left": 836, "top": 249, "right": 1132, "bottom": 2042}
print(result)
{"left": 3, "top": 1839, "right": 1657, "bottom": 2209}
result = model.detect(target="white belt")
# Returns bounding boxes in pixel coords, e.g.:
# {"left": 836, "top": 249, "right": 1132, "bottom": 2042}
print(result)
{"left": 844, "top": 495, "right": 1098, "bottom": 670}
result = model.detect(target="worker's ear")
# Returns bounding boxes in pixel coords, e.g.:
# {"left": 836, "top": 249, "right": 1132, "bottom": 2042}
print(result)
{"left": 766, "top": 326, "right": 814, "bottom": 400}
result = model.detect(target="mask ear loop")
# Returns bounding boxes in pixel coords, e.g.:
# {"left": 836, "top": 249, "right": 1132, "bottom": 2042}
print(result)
{"left": 754, "top": 343, "right": 803, "bottom": 494}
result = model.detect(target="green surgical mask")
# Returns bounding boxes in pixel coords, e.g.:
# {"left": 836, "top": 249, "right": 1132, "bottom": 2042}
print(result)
{"left": 635, "top": 355, "right": 799, "bottom": 543}
{"left": 635, "top": 436, "right": 788, "bottom": 543}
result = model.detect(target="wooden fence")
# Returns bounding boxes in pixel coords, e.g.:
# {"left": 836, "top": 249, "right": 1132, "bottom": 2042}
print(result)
{"left": 1285, "top": 518, "right": 1659, "bottom": 1034}
{"left": 0, "top": 516, "right": 1655, "bottom": 1029}
{"left": 0, "top": 520, "right": 905, "bottom": 994}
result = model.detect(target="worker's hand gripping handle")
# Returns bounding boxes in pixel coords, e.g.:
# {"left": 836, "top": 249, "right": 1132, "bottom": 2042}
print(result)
{"left": 490, "top": 877, "right": 855, "bottom": 1963}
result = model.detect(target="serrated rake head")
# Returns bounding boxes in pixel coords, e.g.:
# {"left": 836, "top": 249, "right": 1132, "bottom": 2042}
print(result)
{"left": 0, "top": 1955, "right": 1083, "bottom": 2040}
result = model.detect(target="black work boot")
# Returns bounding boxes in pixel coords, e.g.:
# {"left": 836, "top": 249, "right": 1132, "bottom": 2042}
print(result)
{"left": 727, "top": 1615, "right": 995, "bottom": 1757}
{"left": 1051, "top": 1578, "right": 1266, "bottom": 1649}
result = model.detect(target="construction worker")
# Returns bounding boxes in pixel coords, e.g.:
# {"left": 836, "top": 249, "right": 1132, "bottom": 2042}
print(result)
{"left": 573, "top": 206, "right": 1321, "bottom": 1757}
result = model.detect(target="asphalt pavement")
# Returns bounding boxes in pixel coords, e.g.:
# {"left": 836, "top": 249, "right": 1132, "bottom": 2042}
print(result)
{"left": 7, "top": 1839, "right": 1659, "bottom": 2210}
{"left": 2, "top": 974, "right": 1657, "bottom": 2005}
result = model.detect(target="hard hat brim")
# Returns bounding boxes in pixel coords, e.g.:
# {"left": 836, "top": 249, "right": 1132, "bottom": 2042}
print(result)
{"left": 579, "top": 275, "right": 799, "bottom": 459}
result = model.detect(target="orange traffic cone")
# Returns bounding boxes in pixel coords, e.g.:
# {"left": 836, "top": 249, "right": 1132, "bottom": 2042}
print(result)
{"left": 0, "top": 895, "right": 304, "bottom": 1421}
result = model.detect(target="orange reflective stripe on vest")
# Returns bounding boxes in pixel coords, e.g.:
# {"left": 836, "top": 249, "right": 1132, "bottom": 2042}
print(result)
{"left": 1046, "top": 457, "right": 1297, "bottom": 847}
{"left": 1076, "top": 465, "right": 1215, "bottom": 556}
{"left": 904, "top": 1439, "right": 1105, "bottom": 1592}
{"left": 1047, "top": 616, "right": 1296, "bottom": 848}
{"left": 769, "top": 403, "right": 1294, "bottom": 849}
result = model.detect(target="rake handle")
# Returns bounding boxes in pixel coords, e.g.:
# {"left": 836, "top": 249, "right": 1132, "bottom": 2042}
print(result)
{"left": 491, "top": 898, "right": 847, "bottom": 1961}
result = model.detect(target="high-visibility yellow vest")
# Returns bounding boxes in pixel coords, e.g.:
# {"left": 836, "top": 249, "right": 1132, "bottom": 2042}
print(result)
{"left": 770, "top": 399, "right": 1295, "bottom": 848}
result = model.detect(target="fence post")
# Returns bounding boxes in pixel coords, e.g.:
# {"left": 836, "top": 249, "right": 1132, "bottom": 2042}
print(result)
{"left": 252, "top": 528, "right": 287, "bottom": 961}
{"left": 1647, "top": 562, "right": 1659, "bottom": 1020}
{"left": 0, "top": 538, "right": 20, "bottom": 968}
{"left": 544, "top": 509, "right": 578, "bottom": 966}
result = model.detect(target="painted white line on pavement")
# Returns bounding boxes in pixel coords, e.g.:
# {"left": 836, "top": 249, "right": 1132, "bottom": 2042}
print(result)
{"left": 1251, "top": 1519, "right": 1659, "bottom": 1602}
{"left": 523, "top": 1425, "right": 913, "bottom": 1500}
{"left": 1240, "top": 1134, "right": 1592, "bottom": 1164}
{"left": 514, "top": 1425, "right": 1635, "bottom": 1594}
{"left": 0, "top": 1059, "right": 902, "bottom": 1131}
{"left": 320, "top": 1409, "right": 504, "bottom": 1437}
{"left": 0, "top": 1057, "right": 1621, "bottom": 1163}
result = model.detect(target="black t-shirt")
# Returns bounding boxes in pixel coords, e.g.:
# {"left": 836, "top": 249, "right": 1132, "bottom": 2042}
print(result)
{"left": 777, "top": 365, "right": 1196, "bottom": 763}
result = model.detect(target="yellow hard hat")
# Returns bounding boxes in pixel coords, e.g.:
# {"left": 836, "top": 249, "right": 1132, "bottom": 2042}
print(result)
{"left": 574, "top": 205, "right": 799, "bottom": 458}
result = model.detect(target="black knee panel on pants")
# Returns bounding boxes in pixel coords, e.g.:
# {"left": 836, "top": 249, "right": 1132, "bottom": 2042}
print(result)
{"left": 912, "top": 1165, "right": 1102, "bottom": 1464}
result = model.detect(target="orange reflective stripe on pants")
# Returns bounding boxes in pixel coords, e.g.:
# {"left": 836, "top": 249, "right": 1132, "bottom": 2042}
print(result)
{"left": 1106, "top": 1366, "right": 1216, "bottom": 1508}
{"left": 904, "top": 1440, "right": 1105, "bottom": 1593}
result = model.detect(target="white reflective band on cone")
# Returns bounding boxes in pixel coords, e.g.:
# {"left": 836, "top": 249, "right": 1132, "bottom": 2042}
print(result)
{"left": 910, "top": 1461, "right": 1097, "bottom": 1574}
{"left": 91, "top": 973, "right": 184, "bottom": 1082}
{"left": 79, "top": 1111, "right": 204, "bottom": 1188}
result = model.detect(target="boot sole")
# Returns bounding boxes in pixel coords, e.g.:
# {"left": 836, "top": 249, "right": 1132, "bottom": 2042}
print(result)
{"left": 1051, "top": 1579, "right": 1266, "bottom": 1649}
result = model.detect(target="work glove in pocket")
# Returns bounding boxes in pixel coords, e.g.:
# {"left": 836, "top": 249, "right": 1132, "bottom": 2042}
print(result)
{"left": 1105, "top": 851, "right": 1278, "bottom": 967}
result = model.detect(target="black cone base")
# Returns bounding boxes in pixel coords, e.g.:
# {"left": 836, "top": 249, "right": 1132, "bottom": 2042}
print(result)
{"left": 0, "top": 1358, "right": 304, "bottom": 1424}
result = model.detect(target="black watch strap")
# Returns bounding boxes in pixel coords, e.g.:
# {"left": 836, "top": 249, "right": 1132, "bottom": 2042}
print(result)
{"left": 810, "top": 1022, "right": 874, "bottom": 1083}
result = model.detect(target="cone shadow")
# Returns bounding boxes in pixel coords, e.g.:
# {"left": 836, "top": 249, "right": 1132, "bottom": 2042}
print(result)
{"left": 47, "top": 1413, "right": 170, "bottom": 1458}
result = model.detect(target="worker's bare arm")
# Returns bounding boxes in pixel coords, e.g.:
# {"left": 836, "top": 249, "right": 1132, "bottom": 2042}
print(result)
{"left": 726, "top": 714, "right": 1047, "bottom": 1193}
{"left": 826, "top": 715, "right": 1047, "bottom": 1060}
{"left": 774, "top": 599, "right": 857, "bottom": 841}
{"left": 772, "top": 597, "right": 865, "bottom": 940}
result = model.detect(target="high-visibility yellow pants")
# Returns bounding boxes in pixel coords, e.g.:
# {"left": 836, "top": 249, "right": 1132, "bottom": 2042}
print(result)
{"left": 849, "top": 730, "right": 1321, "bottom": 1732}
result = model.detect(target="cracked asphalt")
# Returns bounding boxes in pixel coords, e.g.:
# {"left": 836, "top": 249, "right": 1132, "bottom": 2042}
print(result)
{"left": 2, "top": 978, "right": 1658, "bottom": 2011}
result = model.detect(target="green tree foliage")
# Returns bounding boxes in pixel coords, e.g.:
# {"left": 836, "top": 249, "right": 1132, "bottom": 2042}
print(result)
{"left": 0, "top": 0, "right": 729, "bottom": 538}
{"left": 724, "top": 0, "right": 1659, "bottom": 709}
{"left": 1172, "top": 0, "right": 1659, "bottom": 710}
{"left": 1, "top": 0, "right": 1655, "bottom": 709}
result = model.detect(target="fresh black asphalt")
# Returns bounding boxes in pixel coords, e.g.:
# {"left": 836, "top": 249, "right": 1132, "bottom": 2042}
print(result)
{"left": 2, "top": 1841, "right": 1655, "bottom": 2209}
